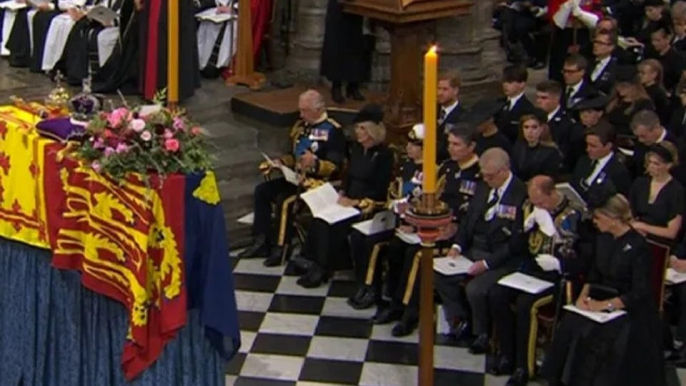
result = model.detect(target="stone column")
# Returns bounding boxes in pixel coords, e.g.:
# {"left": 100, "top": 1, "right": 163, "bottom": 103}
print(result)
{"left": 277, "top": 0, "right": 327, "bottom": 83}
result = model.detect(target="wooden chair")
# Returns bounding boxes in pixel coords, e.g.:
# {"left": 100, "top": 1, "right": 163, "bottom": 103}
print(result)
{"left": 647, "top": 240, "right": 670, "bottom": 314}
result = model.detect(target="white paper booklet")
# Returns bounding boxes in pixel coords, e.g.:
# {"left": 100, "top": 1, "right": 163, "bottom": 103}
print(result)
{"left": 0, "top": 1, "right": 27, "bottom": 10}
{"left": 300, "top": 183, "right": 360, "bottom": 224}
{"left": 433, "top": 256, "right": 472, "bottom": 276}
{"left": 666, "top": 268, "right": 686, "bottom": 285}
{"left": 86, "top": 4, "right": 118, "bottom": 25}
{"left": 395, "top": 229, "right": 421, "bottom": 245}
{"left": 261, "top": 152, "right": 299, "bottom": 186}
{"left": 556, "top": 182, "right": 587, "bottom": 211}
{"left": 352, "top": 210, "right": 395, "bottom": 236}
{"left": 498, "top": 272, "right": 555, "bottom": 294}
{"left": 563, "top": 304, "right": 627, "bottom": 324}
{"left": 237, "top": 212, "right": 254, "bottom": 225}
{"left": 196, "top": 10, "right": 235, "bottom": 23}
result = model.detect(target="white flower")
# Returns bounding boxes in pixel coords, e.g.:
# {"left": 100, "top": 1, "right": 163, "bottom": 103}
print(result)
{"left": 130, "top": 118, "right": 146, "bottom": 132}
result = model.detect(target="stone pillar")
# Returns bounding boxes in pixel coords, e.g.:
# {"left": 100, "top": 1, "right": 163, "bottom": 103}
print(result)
{"left": 277, "top": 0, "right": 327, "bottom": 83}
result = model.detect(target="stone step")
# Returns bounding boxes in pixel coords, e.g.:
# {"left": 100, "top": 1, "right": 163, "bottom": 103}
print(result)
{"left": 212, "top": 148, "right": 265, "bottom": 181}
{"left": 203, "top": 120, "right": 259, "bottom": 152}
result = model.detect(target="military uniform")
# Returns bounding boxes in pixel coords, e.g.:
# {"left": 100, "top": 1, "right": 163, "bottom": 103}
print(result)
{"left": 244, "top": 113, "right": 346, "bottom": 263}
{"left": 488, "top": 197, "right": 584, "bottom": 381}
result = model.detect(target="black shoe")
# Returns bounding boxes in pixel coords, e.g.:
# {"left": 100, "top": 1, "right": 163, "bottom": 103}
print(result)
{"left": 346, "top": 84, "right": 365, "bottom": 101}
{"left": 391, "top": 312, "right": 418, "bottom": 337}
{"left": 372, "top": 306, "right": 403, "bottom": 325}
{"left": 331, "top": 86, "right": 345, "bottom": 105}
{"left": 505, "top": 368, "right": 528, "bottom": 386}
{"left": 239, "top": 235, "right": 269, "bottom": 258}
{"left": 451, "top": 320, "right": 473, "bottom": 342}
{"left": 352, "top": 286, "right": 378, "bottom": 310}
{"left": 263, "top": 246, "right": 284, "bottom": 267}
{"left": 469, "top": 334, "right": 489, "bottom": 355}
{"left": 347, "top": 286, "right": 368, "bottom": 308}
{"left": 289, "top": 256, "right": 313, "bottom": 274}
{"left": 489, "top": 355, "right": 514, "bottom": 376}
{"left": 527, "top": 59, "right": 545, "bottom": 70}
{"left": 297, "top": 266, "right": 330, "bottom": 288}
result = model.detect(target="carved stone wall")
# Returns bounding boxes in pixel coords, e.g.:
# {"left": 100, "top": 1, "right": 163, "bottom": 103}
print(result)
{"left": 281, "top": 0, "right": 327, "bottom": 82}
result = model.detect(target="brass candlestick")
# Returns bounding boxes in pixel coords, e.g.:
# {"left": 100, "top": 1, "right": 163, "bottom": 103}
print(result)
{"left": 404, "top": 192, "right": 452, "bottom": 386}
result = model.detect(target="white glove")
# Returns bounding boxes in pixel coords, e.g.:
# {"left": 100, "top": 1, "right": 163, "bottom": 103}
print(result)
{"left": 534, "top": 6, "right": 547, "bottom": 18}
{"left": 572, "top": 2, "right": 599, "bottom": 28}
{"left": 524, "top": 211, "right": 536, "bottom": 232}
{"left": 536, "top": 254, "right": 561, "bottom": 273}
{"left": 553, "top": 0, "right": 574, "bottom": 28}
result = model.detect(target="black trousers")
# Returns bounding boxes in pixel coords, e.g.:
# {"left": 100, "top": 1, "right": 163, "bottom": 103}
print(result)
{"left": 348, "top": 229, "right": 394, "bottom": 288}
{"left": 251, "top": 178, "right": 298, "bottom": 246}
{"left": 434, "top": 248, "right": 513, "bottom": 336}
{"left": 548, "top": 27, "right": 591, "bottom": 83}
{"left": 674, "top": 282, "right": 686, "bottom": 342}
{"left": 500, "top": 8, "right": 539, "bottom": 61}
{"left": 489, "top": 284, "right": 556, "bottom": 369}
{"left": 304, "top": 216, "right": 360, "bottom": 272}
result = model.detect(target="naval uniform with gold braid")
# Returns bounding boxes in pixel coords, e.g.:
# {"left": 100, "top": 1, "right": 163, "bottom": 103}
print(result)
{"left": 373, "top": 157, "right": 480, "bottom": 334}
{"left": 488, "top": 197, "right": 584, "bottom": 377}
{"left": 250, "top": 114, "right": 345, "bottom": 256}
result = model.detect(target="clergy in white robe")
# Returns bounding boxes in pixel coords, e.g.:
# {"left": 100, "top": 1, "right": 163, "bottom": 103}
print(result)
{"left": 0, "top": 0, "right": 28, "bottom": 56}
{"left": 196, "top": 0, "right": 236, "bottom": 78}
{"left": 41, "top": 0, "right": 89, "bottom": 71}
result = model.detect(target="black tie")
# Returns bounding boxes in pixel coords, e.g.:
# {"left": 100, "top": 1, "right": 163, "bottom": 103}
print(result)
{"left": 566, "top": 87, "right": 574, "bottom": 99}
{"left": 504, "top": 100, "right": 511, "bottom": 111}
{"left": 439, "top": 108, "right": 446, "bottom": 124}
{"left": 486, "top": 190, "right": 500, "bottom": 209}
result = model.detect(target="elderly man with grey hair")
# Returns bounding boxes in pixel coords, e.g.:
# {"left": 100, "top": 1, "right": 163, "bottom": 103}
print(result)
{"left": 434, "top": 148, "right": 527, "bottom": 354}
{"left": 240, "top": 89, "right": 346, "bottom": 267}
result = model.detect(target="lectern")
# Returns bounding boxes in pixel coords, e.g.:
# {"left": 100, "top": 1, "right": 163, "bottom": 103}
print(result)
{"left": 343, "top": 0, "right": 472, "bottom": 141}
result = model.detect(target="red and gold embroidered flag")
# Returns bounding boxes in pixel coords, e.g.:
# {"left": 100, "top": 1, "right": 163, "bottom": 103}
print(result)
{"left": 0, "top": 106, "right": 50, "bottom": 249}
{"left": 44, "top": 154, "right": 187, "bottom": 381}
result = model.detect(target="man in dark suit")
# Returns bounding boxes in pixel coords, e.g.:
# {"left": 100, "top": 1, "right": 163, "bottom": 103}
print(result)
{"left": 437, "top": 71, "right": 465, "bottom": 162}
{"left": 631, "top": 109, "right": 677, "bottom": 178}
{"left": 571, "top": 121, "right": 632, "bottom": 198}
{"left": 647, "top": 21, "right": 686, "bottom": 93}
{"left": 561, "top": 54, "right": 597, "bottom": 110}
{"left": 495, "top": 64, "right": 536, "bottom": 143}
{"left": 434, "top": 148, "right": 527, "bottom": 354}
{"left": 588, "top": 29, "right": 619, "bottom": 95}
{"left": 535, "top": 80, "right": 575, "bottom": 165}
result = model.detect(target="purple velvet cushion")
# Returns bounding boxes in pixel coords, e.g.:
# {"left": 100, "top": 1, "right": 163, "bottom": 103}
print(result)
{"left": 36, "top": 118, "right": 85, "bottom": 141}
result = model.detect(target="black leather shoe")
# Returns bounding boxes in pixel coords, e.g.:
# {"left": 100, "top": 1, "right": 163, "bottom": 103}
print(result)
{"left": 469, "top": 334, "right": 489, "bottom": 355}
{"left": 331, "top": 86, "right": 345, "bottom": 105}
{"left": 352, "top": 286, "right": 377, "bottom": 310}
{"left": 372, "top": 307, "right": 403, "bottom": 325}
{"left": 490, "top": 355, "right": 513, "bottom": 376}
{"left": 263, "top": 246, "right": 284, "bottom": 267}
{"left": 506, "top": 368, "right": 529, "bottom": 386}
{"left": 347, "top": 286, "right": 368, "bottom": 308}
{"left": 391, "top": 312, "right": 418, "bottom": 337}
{"left": 297, "top": 266, "right": 330, "bottom": 288}
{"left": 452, "top": 320, "right": 473, "bottom": 342}
{"left": 239, "top": 236, "right": 269, "bottom": 258}
{"left": 346, "top": 85, "right": 365, "bottom": 101}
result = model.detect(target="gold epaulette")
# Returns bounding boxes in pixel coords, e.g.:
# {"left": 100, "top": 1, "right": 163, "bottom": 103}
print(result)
{"left": 302, "top": 178, "right": 326, "bottom": 190}
{"left": 358, "top": 198, "right": 384, "bottom": 215}
{"left": 315, "top": 159, "right": 337, "bottom": 178}
{"left": 325, "top": 117, "right": 342, "bottom": 129}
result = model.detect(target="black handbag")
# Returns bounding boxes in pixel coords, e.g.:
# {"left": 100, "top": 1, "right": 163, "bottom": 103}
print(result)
{"left": 589, "top": 284, "right": 619, "bottom": 301}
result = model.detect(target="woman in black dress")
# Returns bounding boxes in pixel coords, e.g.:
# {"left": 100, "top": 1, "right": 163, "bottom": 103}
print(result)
{"left": 541, "top": 194, "right": 665, "bottom": 386}
{"left": 510, "top": 111, "right": 562, "bottom": 182}
{"left": 638, "top": 59, "right": 672, "bottom": 125}
{"left": 606, "top": 65, "right": 656, "bottom": 137}
{"left": 298, "top": 104, "right": 394, "bottom": 288}
{"left": 629, "top": 142, "right": 684, "bottom": 246}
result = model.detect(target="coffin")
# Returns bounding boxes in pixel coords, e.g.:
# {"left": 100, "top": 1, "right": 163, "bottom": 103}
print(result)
{"left": 343, "top": 0, "right": 472, "bottom": 24}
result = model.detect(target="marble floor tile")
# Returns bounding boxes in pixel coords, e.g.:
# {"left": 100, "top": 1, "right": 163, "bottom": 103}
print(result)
{"left": 358, "top": 363, "right": 418, "bottom": 386}
{"left": 237, "top": 311, "right": 266, "bottom": 332}
{"left": 369, "top": 323, "right": 419, "bottom": 344}
{"left": 295, "top": 382, "right": 349, "bottom": 386}
{"left": 314, "top": 316, "right": 373, "bottom": 339}
{"left": 235, "top": 290, "right": 274, "bottom": 313}
{"left": 233, "top": 273, "right": 281, "bottom": 293}
{"left": 434, "top": 345, "right": 486, "bottom": 373}
{"left": 321, "top": 296, "right": 376, "bottom": 319}
{"left": 233, "top": 258, "right": 285, "bottom": 276}
{"left": 238, "top": 331, "right": 257, "bottom": 353}
{"left": 365, "top": 340, "right": 418, "bottom": 366}
{"left": 240, "top": 353, "right": 305, "bottom": 381}
{"left": 306, "top": 336, "right": 369, "bottom": 362}
{"left": 259, "top": 312, "right": 320, "bottom": 336}
{"left": 268, "top": 294, "right": 326, "bottom": 315}
{"left": 225, "top": 375, "right": 237, "bottom": 386}
{"left": 299, "top": 358, "right": 364, "bottom": 385}
{"left": 250, "top": 333, "right": 311, "bottom": 357}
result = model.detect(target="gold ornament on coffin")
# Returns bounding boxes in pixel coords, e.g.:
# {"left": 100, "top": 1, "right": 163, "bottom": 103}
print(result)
{"left": 44, "top": 71, "right": 71, "bottom": 116}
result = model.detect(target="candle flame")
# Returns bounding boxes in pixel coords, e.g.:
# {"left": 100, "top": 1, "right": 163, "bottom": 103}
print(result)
{"left": 429, "top": 45, "right": 438, "bottom": 54}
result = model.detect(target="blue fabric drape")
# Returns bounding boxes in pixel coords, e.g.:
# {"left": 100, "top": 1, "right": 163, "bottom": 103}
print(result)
{"left": 0, "top": 238, "right": 225, "bottom": 386}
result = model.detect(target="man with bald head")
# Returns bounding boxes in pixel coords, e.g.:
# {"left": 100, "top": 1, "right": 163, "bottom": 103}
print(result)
{"left": 434, "top": 148, "right": 527, "bottom": 354}
{"left": 241, "top": 89, "right": 346, "bottom": 267}
{"left": 487, "top": 175, "right": 583, "bottom": 385}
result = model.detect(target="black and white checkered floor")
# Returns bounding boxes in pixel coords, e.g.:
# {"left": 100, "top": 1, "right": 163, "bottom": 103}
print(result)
{"left": 227, "top": 257, "right": 686, "bottom": 386}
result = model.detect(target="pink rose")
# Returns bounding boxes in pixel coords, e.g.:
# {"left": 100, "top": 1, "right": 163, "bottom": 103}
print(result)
{"left": 164, "top": 138, "right": 180, "bottom": 152}
{"left": 140, "top": 131, "right": 152, "bottom": 141}
{"left": 107, "top": 107, "right": 128, "bottom": 128}
{"left": 191, "top": 126, "right": 202, "bottom": 136}
{"left": 104, "top": 147, "right": 115, "bottom": 157}
{"left": 172, "top": 117, "right": 185, "bottom": 131}
{"left": 91, "top": 161, "right": 101, "bottom": 172}
{"left": 93, "top": 138, "right": 105, "bottom": 149}
{"left": 163, "top": 129, "right": 174, "bottom": 139}
{"left": 129, "top": 118, "right": 146, "bottom": 132}
{"left": 115, "top": 143, "right": 129, "bottom": 153}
